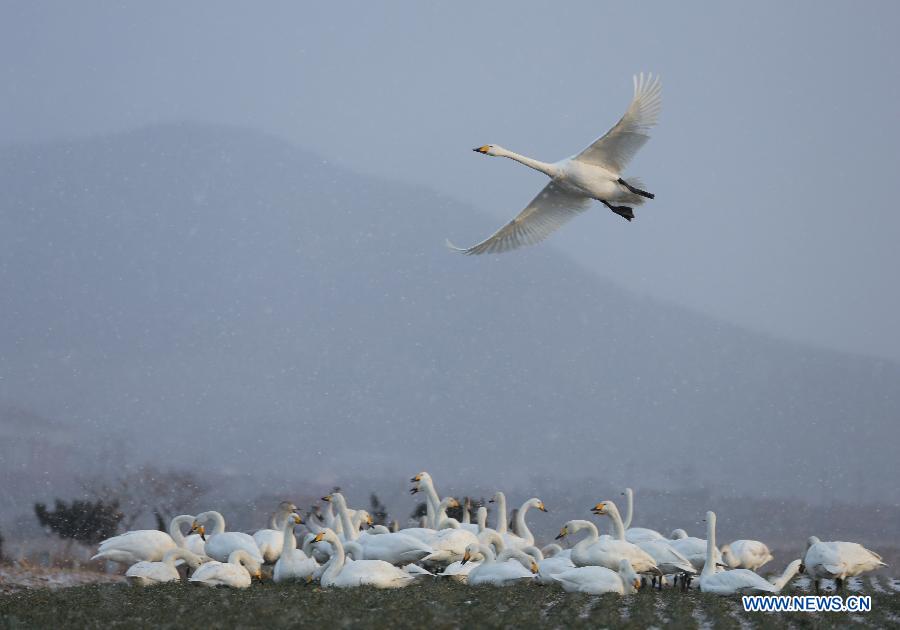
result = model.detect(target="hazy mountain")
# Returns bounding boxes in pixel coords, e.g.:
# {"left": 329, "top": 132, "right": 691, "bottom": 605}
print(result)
{"left": 1, "top": 123, "right": 897, "bottom": 506}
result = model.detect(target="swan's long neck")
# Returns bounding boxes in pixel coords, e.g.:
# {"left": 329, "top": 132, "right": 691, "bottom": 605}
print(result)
{"left": 282, "top": 518, "right": 297, "bottom": 553}
{"left": 607, "top": 502, "right": 626, "bottom": 541}
{"left": 623, "top": 489, "right": 634, "bottom": 530}
{"left": 478, "top": 543, "right": 497, "bottom": 565}
{"left": 321, "top": 532, "right": 345, "bottom": 587}
{"left": 703, "top": 512, "right": 717, "bottom": 577}
{"left": 493, "top": 492, "right": 508, "bottom": 534}
{"left": 332, "top": 495, "right": 357, "bottom": 541}
{"left": 496, "top": 147, "right": 556, "bottom": 178}
{"left": 204, "top": 511, "right": 226, "bottom": 536}
{"left": 169, "top": 515, "right": 193, "bottom": 546}
{"left": 514, "top": 501, "right": 535, "bottom": 546}
{"left": 461, "top": 499, "right": 471, "bottom": 524}
{"left": 420, "top": 477, "right": 440, "bottom": 528}
{"left": 572, "top": 520, "right": 599, "bottom": 552}
{"left": 770, "top": 560, "right": 802, "bottom": 591}
{"left": 477, "top": 507, "right": 487, "bottom": 532}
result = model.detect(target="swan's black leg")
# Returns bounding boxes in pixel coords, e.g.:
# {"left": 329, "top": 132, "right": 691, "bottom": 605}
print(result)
{"left": 617, "top": 177, "right": 655, "bottom": 199}
{"left": 601, "top": 200, "right": 634, "bottom": 221}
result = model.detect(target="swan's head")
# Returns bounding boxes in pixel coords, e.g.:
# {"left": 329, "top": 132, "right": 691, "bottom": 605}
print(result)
{"left": 618, "top": 559, "right": 640, "bottom": 591}
{"left": 189, "top": 522, "right": 207, "bottom": 541}
{"left": 320, "top": 494, "right": 333, "bottom": 502}
{"left": 591, "top": 501, "right": 610, "bottom": 516}
{"left": 532, "top": 499, "right": 548, "bottom": 513}
{"left": 473, "top": 144, "right": 502, "bottom": 156}
{"left": 278, "top": 501, "right": 298, "bottom": 513}
{"left": 530, "top": 560, "right": 539, "bottom": 574}
{"left": 292, "top": 513, "right": 303, "bottom": 525}
{"left": 410, "top": 472, "right": 430, "bottom": 483}
{"left": 555, "top": 525, "right": 569, "bottom": 540}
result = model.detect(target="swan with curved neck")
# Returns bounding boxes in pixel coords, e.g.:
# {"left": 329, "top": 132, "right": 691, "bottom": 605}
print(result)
{"left": 504, "top": 498, "right": 548, "bottom": 549}
{"left": 559, "top": 515, "right": 659, "bottom": 575}
{"left": 312, "top": 529, "right": 415, "bottom": 589}
{"left": 190, "top": 511, "right": 263, "bottom": 564}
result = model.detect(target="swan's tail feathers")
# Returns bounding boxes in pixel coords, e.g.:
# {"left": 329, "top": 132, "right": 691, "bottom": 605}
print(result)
{"left": 618, "top": 177, "right": 654, "bottom": 200}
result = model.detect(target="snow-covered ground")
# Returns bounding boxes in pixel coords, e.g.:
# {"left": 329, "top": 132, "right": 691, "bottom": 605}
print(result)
{"left": 0, "top": 565, "right": 124, "bottom": 594}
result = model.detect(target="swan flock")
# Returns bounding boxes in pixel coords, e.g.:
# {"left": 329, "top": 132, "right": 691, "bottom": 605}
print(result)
{"left": 92, "top": 476, "right": 885, "bottom": 597}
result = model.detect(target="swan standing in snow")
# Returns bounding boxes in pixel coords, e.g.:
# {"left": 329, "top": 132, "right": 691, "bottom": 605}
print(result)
{"left": 190, "top": 511, "right": 264, "bottom": 564}
{"left": 253, "top": 501, "right": 298, "bottom": 564}
{"left": 189, "top": 549, "right": 262, "bottom": 589}
{"left": 802, "top": 536, "right": 885, "bottom": 593}
{"left": 449, "top": 73, "right": 661, "bottom": 254}
{"left": 721, "top": 539, "right": 774, "bottom": 572}
{"left": 311, "top": 529, "right": 416, "bottom": 589}
{"left": 125, "top": 548, "right": 208, "bottom": 586}
{"left": 552, "top": 559, "right": 642, "bottom": 595}
{"left": 463, "top": 543, "right": 538, "bottom": 586}
{"left": 698, "top": 512, "right": 780, "bottom": 595}
{"left": 621, "top": 488, "right": 664, "bottom": 543}
{"left": 273, "top": 513, "right": 320, "bottom": 583}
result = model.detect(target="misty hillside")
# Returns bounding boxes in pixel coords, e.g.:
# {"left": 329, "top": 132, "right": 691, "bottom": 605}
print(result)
{"left": 1, "top": 123, "right": 897, "bottom": 505}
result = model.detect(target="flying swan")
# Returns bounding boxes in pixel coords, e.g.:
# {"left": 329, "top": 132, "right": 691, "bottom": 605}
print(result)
{"left": 448, "top": 73, "right": 661, "bottom": 255}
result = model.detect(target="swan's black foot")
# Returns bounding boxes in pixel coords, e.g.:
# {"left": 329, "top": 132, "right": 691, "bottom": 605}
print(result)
{"left": 602, "top": 200, "right": 634, "bottom": 221}
{"left": 618, "top": 177, "right": 655, "bottom": 199}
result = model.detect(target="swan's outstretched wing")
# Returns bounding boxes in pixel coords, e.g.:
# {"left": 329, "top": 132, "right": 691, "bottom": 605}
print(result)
{"left": 574, "top": 73, "right": 661, "bottom": 174}
{"left": 447, "top": 182, "right": 591, "bottom": 255}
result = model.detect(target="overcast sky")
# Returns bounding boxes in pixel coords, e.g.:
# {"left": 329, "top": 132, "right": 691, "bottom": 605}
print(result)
{"left": 2, "top": 1, "right": 898, "bottom": 361}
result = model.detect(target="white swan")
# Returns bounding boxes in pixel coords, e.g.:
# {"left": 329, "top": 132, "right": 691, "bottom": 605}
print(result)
{"left": 420, "top": 500, "right": 480, "bottom": 565}
{"left": 189, "top": 549, "right": 262, "bottom": 589}
{"left": 312, "top": 529, "right": 415, "bottom": 589}
{"left": 501, "top": 498, "right": 548, "bottom": 550}
{"left": 698, "top": 511, "right": 778, "bottom": 595}
{"left": 593, "top": 500, "right": 693, "bottom": 578}
{"left": 769, "top": 558, "right": 803, "bottom": 591}
{"left": 525, "top": 545, "right": 575, "bottom": 585}
{"left": 92, "top": 514, "right": 203, "bottom": 565}
{"left": 621, "top": 488, "right": 664, "bottom": 543}
{"left": 721, "top": 539, "right": 774, "bottom": 572}
{"left": 273, "top": 513, "right": 320, "bottom": 583}
{"left": 125, "top": 548, "right": 207, "bottom": 586}
{"left": 552, "top": 559, "right": 641, "bottom": 595}
{"left": 488, "top": 491, "right": 509, "bottom": 535}
{"left": 191, "top": 511, "right": 264, "bottom": 564}
{"left": 449, "top": 73, "right": 661, "bottom": 254}
{"left": 410, "top": 472, "right": 441, "bottom": 528}
{"left": 463, "top": 543, "right": 537, "bottom": 586}
{"left": 253, "top": 501, "right": 298, "bottom": 564}
{"left": 556, "top": 519, "right": 658, "bottom": 575}
{"left": 803, "top": 536, "right": 885, "bottom": 593}
{"left": 326, "top": 492, "right": 434, "bottom": 565}
{"left": 669, "top": 528, "right": 724, "bottom": 572}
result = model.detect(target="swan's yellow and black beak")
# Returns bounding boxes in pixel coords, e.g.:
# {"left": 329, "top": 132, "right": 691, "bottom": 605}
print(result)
{"left": 462, "top": 550, "right": 471, "bottom": 564}
{"left": 321, "top": 495, "right": 332, "bottom": 502}
{"left": 293, "top": 514, "right": 304, "bottom": 525}
{"left": 473, "top": 145, "right": 489, "bottom": 154}
{"left": 633, "top": 579, "right": 642, "bottom": 590}
{"left": 538, "top": 502, "right": 548, "bottom": 513}
{"left": 555, "top": 526, "right": 568, "bottom": 540}
{"left": 410, "top": 486, "right": 419, "bottom": 495}
{"left": 591, "top": 503, "right": 607, "bottom": 515}
{"left": 190, "top": 522, "right": 207, "bottom": 541}
{"left": 312, "top": 532, "right": 325, "bottom": 543}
